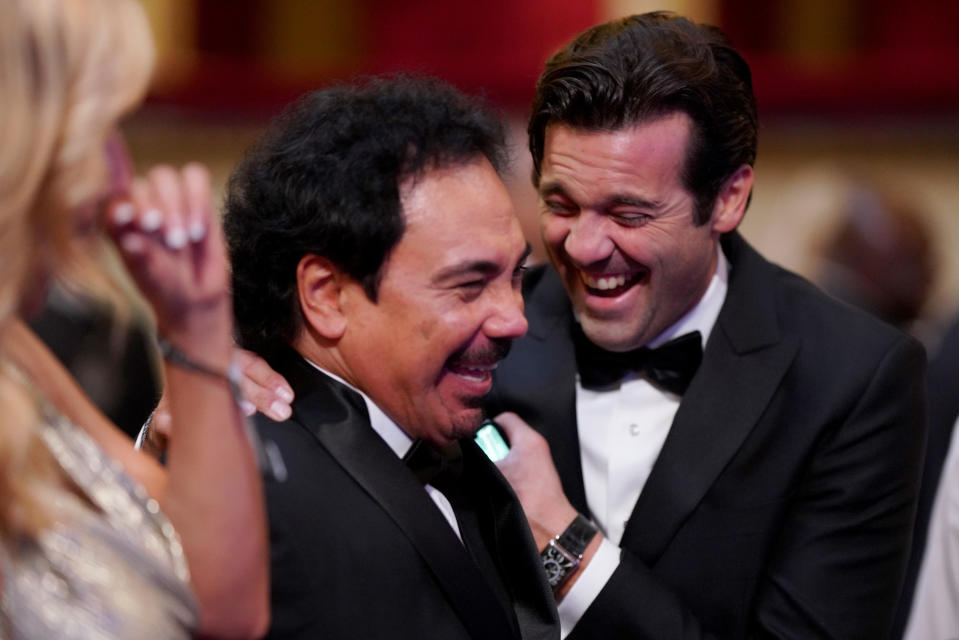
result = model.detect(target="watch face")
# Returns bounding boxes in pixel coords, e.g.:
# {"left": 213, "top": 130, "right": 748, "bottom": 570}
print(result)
{"left": 543, "top": 558, "right": 565, "bottom": 585}
{"left": 541, "top": 545, "right": 575, "bottom": 586}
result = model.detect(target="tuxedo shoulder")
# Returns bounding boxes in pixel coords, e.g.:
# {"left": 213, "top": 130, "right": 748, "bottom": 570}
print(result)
{"left": 520, "top": 264, "right": 573, "bottom": 332}
{"left": 771, "top": 264, "right": 924, "bottom": 361}
{"left": 249, "top": 411, "right": 347, "bottom": 501}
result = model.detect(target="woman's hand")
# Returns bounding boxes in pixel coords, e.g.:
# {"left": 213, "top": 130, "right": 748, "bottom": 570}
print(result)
{"left": 235, "top": 349, "right": 293, "bottom": 421}
{"left": 103, "top": 163, "right": 231, "bottom": 357}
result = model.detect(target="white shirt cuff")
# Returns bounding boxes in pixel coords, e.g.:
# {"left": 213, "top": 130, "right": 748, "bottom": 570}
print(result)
{"left": 558, "top": 537, "right": 620, "bottom": 638}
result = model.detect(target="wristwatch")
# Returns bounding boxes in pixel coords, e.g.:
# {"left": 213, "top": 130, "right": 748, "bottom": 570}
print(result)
{"left": 540, "top": 514, "right": 598, "bottom": 592}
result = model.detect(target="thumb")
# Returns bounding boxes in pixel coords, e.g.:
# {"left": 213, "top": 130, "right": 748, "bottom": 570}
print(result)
{"left": 493, "top": 411, "right": 530, "bottom": 441}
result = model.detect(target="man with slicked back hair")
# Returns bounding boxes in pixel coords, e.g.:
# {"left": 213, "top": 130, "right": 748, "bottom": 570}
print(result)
{"left": 486, "top": 12, "right": 925, "bottom": 639}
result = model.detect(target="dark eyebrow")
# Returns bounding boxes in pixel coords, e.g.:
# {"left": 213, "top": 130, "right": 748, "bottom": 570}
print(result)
{"left": 539, "top": 181, "right": 662, "bottom": 211}
{"left": 434, "top": 261, "right": 499, "bottom": 283}
{"left": 434, "top": 243, "right": 533, "bottom": 284}
{"left": 538, "top": 181, "right": 568, "bottom": 199}
{"left": 601, "top": 194, "right": 661, "bottom": 210}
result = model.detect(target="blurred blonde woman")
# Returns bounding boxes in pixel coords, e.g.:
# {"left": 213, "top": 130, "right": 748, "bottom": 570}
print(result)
{"left": 0, "top": 0, "right": 269, "bottom": 637}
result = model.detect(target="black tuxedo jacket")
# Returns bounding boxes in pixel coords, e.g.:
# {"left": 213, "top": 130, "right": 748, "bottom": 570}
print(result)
{"left": 255, "top": 345, "right": 559, "bottom": 639}
{"left": 487, "top": 232, "right": 926, "bottom": 639}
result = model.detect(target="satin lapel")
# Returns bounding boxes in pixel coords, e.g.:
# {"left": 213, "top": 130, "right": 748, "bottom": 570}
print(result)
{"left": 268, "top": 346, "right": 518, "bottom": 640}
{"left": 460, "top": 441, "right": 559, "bottom": 640}
{"left": 620, "top": 233, "right": 799, "bottom": 564}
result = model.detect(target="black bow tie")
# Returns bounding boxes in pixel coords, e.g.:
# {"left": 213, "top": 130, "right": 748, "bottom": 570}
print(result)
{"left": 403, "top": 440, "right": 464, "bottom": 486}
{"left": 573, "top": 325, "right": 703, "bottom": 394}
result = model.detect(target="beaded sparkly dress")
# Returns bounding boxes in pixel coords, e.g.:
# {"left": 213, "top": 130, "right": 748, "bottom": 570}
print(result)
{"left": 0, "top": 401, "right": 197, "bottom": 639}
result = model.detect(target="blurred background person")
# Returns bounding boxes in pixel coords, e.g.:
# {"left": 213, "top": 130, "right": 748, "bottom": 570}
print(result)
{"left": 814, "top": 181, "right": 936, "bottom": 339}
{"left": 0, "top": 0, "right": 268, "bottom": 637}
{"left": 806, "top": 179, "right": 959, "bottom": 636}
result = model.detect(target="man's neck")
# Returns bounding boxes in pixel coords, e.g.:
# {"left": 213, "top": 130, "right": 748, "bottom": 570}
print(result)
{"left": 292, "top": 332, "right": 355, "bottom": 385}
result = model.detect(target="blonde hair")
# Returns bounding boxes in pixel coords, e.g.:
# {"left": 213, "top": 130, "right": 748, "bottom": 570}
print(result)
{"left": 0, "top": 0, "right": 155, "bottom": 538}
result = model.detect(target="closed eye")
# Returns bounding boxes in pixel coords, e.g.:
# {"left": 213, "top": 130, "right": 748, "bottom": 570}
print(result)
{"left": 610, "top": 212, "right": 652, "bottom": 227}
{"left": 454, "top": 278, "right": 488, "bottom": 302}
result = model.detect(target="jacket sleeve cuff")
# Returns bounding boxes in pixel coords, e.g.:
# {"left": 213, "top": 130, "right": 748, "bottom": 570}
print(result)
{"left": 558, "top": 537, "right": 620, "bottom": 638}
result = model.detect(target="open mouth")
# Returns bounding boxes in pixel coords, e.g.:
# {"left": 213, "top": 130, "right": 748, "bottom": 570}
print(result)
{"left": 580, "top": 271, "right": 646, "bottom": 297}
{"left": 445, "top": 361, "right": 498, "bottom": 383}
{"left": 444, "top": 338, "right": 511, "bottom": 385}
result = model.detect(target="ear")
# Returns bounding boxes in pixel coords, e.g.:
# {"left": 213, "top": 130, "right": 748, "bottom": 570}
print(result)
{"left": 296, "top": 254, "right": 347, "bottom": 340}
{"left": 710, "top": 164, "right": 754, "bottom": 234}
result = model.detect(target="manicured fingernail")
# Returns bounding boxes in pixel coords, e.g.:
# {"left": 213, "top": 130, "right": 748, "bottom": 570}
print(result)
{"left": 112, "top": 202, "right": 135, "bottom": 225}
{"left": 270, "top": 400, "right": 292, "bottom": 421}
{"left": 188, "top": 220, "right": 206, "bottom": 242}
{"left": 240, "top": 399, "right": 256, "bottom": 416}
{"left": 120, "top": 233, "right": 145, "bottom": 254}
{"left": 141, "top": 208, "right": 162, "bottom": 231}
{"left": 165, "top": 227, "right": 187, "bottom": 249}
{"left": 276, "top": 387, "right": 294, "bottom": 403}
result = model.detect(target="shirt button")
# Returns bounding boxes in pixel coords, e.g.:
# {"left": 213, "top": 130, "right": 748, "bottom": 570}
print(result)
{"left": 629, "top": 423, "right": 641, "bottom": 436}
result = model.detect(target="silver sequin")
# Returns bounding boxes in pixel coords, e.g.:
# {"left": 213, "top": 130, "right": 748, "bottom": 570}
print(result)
{"left": 1, "top": 403, "right": 197, "bottom": 639}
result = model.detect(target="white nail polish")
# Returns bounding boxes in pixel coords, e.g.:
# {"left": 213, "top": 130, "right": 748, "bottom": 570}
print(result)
{"left": 188, "top": 220, "right": 206, "bottom": 242}
{"left": 141, "top": 208, "right": 162, "bottom": 231}
{"left": 112, "top": 203, "right": 135, "bottom": 225}
{"left": 270, "top": 400, "right": 292, "bottom": 421}
{"left": 165, "top": 227, "right": 187, "bottom": 250}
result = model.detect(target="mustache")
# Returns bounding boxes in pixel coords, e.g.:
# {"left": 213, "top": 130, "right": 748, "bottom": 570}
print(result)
{"left": 448, "top": 337, "right": 512, "bottom": 366}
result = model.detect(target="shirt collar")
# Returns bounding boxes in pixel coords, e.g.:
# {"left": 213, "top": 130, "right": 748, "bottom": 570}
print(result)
{"left": 302, "top": 357, "right": 414, "bottom": 458}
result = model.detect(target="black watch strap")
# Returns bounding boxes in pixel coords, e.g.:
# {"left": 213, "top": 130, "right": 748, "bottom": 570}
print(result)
{"left": 557, "top": 514, "right": 598, "bottom": 558}
{"left": 539, "top": 514, "right": 599, "bottom": 594}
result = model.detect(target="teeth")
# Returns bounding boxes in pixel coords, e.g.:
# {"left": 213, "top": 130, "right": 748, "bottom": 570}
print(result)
{"left": 583, "top": 273, "right": 628, "bottom": 290}
{"left": 463, "top": 363, "right": 497, "bottom": 374}
{"left": 449, "top": 362, "right": 498, "bottom": 381}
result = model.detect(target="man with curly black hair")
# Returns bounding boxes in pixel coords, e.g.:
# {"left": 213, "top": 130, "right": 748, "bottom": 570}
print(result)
{"left": 224, "top": 76, "right": 558, "bottom": 639}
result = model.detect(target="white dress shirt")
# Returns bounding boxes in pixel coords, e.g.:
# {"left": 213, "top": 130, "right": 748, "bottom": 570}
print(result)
{"left": 559, "top": 247, "right": 730, "bottom": 637}
{"left": 303, "top": 359, "right": 463, "bottom": 542}
{"left": 904, "top": 414, "right": 959, "bottom": 640}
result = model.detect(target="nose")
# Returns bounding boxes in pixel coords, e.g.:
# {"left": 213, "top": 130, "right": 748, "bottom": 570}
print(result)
{"left": 563, "top": 212, "right": 614, "bottom": 266}
{"left": 484, "top": 284, "right": 529, "bottom": 340}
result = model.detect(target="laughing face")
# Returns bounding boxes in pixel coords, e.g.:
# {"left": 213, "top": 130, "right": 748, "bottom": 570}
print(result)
{"left": 339, "top": 157, "right": 529, "bottom": 447}
{"left": 539, "top": 113, "right": 737, "bottom": 352}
